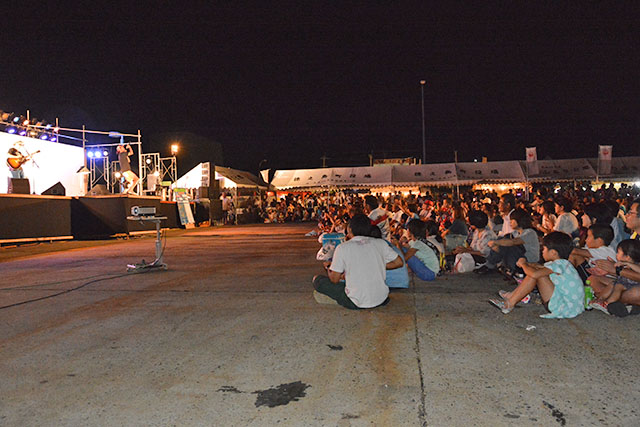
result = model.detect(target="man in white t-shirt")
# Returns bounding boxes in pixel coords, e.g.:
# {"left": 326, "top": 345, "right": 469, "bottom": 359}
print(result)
{"left": 365, "top": 195, "right": 391, "bottom": 241}
{"left": 312, "top": 214, "right": 403, "bottom": 309}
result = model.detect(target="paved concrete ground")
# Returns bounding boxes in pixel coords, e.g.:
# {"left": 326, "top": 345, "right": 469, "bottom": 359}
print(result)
{"left": 0, "top": 223, "right": 638, "bottom": 426}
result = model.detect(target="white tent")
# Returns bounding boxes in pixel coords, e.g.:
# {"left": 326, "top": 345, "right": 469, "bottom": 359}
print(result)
{"left": 525, "top": 158, "right": 596, "bottom": 182}
{"left": 392, "top": 163, "right": 458, "bottom": 186}
{"left": 173, "top": 163, "right": 266, "bottom": 190}
{"left": 455, "top": 161, "right": 526, "bottom": 184}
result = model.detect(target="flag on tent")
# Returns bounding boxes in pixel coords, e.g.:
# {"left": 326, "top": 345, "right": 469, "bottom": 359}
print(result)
{"left": 598, "top": 145, "right": 612, "bottom": 175}
{"left": 525, "top": 147, "right": 539, "bottom": 175}
{"left": 260, "top": 169, "right": 270, "bottom": 184}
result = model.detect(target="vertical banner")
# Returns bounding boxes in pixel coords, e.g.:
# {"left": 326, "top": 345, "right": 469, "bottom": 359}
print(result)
{"left": 174, "top": 188, "right": 195, "bottom": 229}
{"left": 525, "top": 147, "right": 538, "bottom": 175}
{"left": 260, "top": 168, "right": 270, "bottom": 184}
{"left": 598, "top": 145, "right": 612, "bottom": 176}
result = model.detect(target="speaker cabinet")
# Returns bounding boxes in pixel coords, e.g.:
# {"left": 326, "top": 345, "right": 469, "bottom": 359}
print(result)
{"left": 8, "top": 178, "right": 30, "bottom": 194}
{"left": 42, "top": 182, "right": 66, "bottom": 196}
{"left": 88, "top": 184, "right": 110, "bottom": 196}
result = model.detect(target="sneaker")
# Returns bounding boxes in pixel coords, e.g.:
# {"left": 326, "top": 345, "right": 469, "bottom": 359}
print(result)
{"left": 489, "top": 298, "right": 513, "bottom": 314}
{"left": 607, "top": 301, "right": 630, "bottom": 317}
{"left": 475, "top": 265, "right": 496, "bottom": 275}
{"left": 589, "top": 300, "right": 610, "bottom": 315}
{"left": 313, "top": 290, "right": 338, "bottom": 305}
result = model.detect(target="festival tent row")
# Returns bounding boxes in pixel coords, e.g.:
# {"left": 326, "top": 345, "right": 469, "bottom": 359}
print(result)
{"left": 173, "top": 163, "right": 267, "bottom": 191}
{"left": 271, "top": 157, "right": 640, "bottom": 190}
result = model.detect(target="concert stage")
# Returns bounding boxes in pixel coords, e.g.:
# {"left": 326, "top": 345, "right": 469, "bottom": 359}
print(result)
{"left": 0, "top": 193, "right": 181, "bottom": 242}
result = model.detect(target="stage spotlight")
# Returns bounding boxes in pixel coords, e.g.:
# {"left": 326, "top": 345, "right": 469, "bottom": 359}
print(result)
{"left": 87, "top": 151, "right": 94, "bottom": 158}
{"left": 115, "top": 171, "right": 122, "bottom": 179}
{"left": 145, "top": 158, "right": 152, "bottom": 164}
{"left": 40, "top": 134, "right": 48, "bottom": 140}
{"left": 29, "top": 130, "right": 38, "bottom": 136}
{"left": 102, "top": 149, "right": 109, "bottom": 157}
{"left": 19, "top": 130, "right": 27, "bottom": 136}
{"left": 95, "top": 150, "right": 103, "bottom": 158}
{"left": 7, "top": 127, "right": 16, "bottom": 134}
{"left": 23, "top": 119, "right": 30, "bottom": 126}
{"left": 45, "top": 123, "right": 52, "bottom": 129}
{"left": 13, "top": 116, "right": 20, "bottom": 123}
{"left": 50, "top": 136, "right": 57, "bottom": 142}
{"left": 53, "top": 127, "right": 59, "bottom": 133}
{"left": 153, "top": 170, "right": 160, "bottom": 177}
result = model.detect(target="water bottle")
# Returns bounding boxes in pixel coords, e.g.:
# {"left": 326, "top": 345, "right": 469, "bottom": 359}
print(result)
{"left": 584, "top": 282, "right": 595, "bottom": 309}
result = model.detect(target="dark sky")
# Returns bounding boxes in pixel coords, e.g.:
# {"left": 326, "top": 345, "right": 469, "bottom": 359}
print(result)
{"left": 2, "top": 4, "right": 638, "bottom": 174}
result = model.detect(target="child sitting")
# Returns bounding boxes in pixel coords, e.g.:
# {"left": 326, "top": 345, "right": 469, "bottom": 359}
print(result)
{"left": 395, "top": 219, "right": 441, "bottom": 281}
{"left": 587, "top": 239, "right": 640, "bottom": 315}
{"left": 489, "top": 232, "right": 584, "bottom": 319}
{"left": 568, "top": 223, "right": 616, "bottom": 282}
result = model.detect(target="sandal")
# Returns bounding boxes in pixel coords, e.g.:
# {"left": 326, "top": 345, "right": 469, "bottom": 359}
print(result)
{"left": 489, "top": 298, "right": 514, "bottom": 314}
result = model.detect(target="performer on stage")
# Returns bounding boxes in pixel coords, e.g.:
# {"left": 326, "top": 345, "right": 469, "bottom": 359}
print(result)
{"left": 116, "top": 143, "right": 139, "bottom": 194}
{"left": 7, "top": 141, "right": 27, "bottom": 178}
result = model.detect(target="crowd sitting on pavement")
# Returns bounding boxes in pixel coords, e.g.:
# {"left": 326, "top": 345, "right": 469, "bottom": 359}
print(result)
{"left": 301, "top": 183, "right": 640, "bottom": 318}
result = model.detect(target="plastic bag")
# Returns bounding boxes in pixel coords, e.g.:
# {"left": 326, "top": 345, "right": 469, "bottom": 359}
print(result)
{"left": 453, "top": 252, "right": 475, "bottom": 273}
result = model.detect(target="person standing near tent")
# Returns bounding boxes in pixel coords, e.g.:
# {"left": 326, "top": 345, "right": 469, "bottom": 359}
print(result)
{"left": 117, "top": 143, "right": 139, "bottom": 194}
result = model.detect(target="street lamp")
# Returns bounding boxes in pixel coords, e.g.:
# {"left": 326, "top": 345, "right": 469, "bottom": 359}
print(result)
{"left": 420, "top": 80, "right": 426, "bottom": 164}
{"left": 171, "top": 143, "right": 179, "bottom": 155}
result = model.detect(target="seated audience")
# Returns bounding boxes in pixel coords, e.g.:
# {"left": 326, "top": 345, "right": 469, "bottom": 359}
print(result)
{"left": 489, "top": 232, "right": 584, "bottom": 319}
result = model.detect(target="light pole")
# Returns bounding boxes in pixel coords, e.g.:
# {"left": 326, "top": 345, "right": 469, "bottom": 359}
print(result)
{"left": 420, "top": 80, "right": 426, "bottom": 164}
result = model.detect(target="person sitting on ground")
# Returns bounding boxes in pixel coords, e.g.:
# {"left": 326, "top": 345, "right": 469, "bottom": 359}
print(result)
{"left": 553, "top": 196, "right": 579, "bottom": 237}
{"left": 312, "top": 214, "right": 403, "bottom": 309}
{"left": 442, "top": 204, "right": 469, "bottom": 253}
{"left": 568, "top": 223, "right": 616, "bottom": 282}
{"left": 497, "top": 193, "right": 516, "bottom": 237}
{"left": 453, "top": 210, "right": 497, "bottom": 265}
{"left": 489, "top": 232, "right": 584, "bottom": 319}
{"left": 476, "top": 208, "right": 539, "bottom": 276}
{"left": 603, "top": 199, "right": 630, "bottom": 249}
{"left": 365, "top": 195, "right": 391, "bottom": 241}
{"left": 587, "top": 239, "right": 640, "bottom": 315}
{"left": 533, "top": 200, "right": 557, "bottom": 236}
{"left": 394, "top": 219, "right": 440, "bottom": 281}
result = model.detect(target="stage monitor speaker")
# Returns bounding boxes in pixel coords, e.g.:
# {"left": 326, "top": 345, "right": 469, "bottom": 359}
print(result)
{"left": 88, "top": 184, "right": 110, "bottom": 196}
{"left": 42, "top": 182, "right": 66, "bottom": 196}
{"left": 8, "top": 178, "right": 30, "bottom": 194}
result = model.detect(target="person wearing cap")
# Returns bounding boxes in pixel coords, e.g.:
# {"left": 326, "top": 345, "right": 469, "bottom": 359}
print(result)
{"left": 116, "top": 143, "right": 139, "bottom": 194}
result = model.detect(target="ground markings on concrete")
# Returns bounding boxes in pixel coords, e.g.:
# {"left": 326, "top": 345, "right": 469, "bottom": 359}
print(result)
{"left": 413, "top": 273, "right": 640, "bottom": 425}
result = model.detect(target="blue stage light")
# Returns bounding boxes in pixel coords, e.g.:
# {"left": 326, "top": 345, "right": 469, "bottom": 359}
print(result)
{"left": 19, "top": 130, "right": 27, "bottom": 136}
{"left": 13, "top": 116, "right": 20, "bottom": 123}
{"left": 50, "top": 136, "right": 57, "bottom": 142}
{"left": 102, "top": 149, "right": 109, "bottom": 157}
{"left": 7, "top": 127, "right": 16, "bottom": 134}
{"left": 87, "top": 151, "right": 94, "bottom": 158}
{"left": 40, "top": 134, "right": 48, "bottom": 140}
{"left": 95, "top": 150, "right": 103, "bottom": 158}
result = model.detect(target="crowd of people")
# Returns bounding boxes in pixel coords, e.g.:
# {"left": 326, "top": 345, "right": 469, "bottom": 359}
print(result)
{"left": 305, "top": 183, "right": 640, "bottom": 318}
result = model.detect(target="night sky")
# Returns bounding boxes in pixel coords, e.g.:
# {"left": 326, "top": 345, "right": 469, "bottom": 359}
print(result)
{"left": 2, "top": 4, "right": 638, "bottom": 175}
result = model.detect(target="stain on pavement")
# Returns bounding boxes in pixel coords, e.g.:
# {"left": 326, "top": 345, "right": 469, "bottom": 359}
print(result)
{"left": 253, "top": 381, "right": 310, "bottom": 408}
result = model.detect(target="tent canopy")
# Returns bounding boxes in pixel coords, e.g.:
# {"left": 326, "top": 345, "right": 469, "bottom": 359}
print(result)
{"left": 271, "top": 157, "right": 640, "bottom": 191}
{"left": 173, "top": 163, "right": 266, "bottom": 190}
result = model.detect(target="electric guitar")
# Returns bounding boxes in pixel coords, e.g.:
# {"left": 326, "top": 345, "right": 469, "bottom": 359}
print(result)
{"left": 7, "top": 150, "right": 40, "bottom": 169}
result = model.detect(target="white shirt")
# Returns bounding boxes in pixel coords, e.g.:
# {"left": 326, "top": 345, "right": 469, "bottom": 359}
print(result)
{"left": 368, "top": 207, "right": 390, "bottom": 240}
{"left": 586, "top": 245, "right": 617, "bottom": 267}
{"left": 554, "top": 212, "right": 579, "bottom": 235}
{"left": 329, "top": 236, "right": 399, "bottom": 308}
{"left": 498, "top": 209, "right": 515, "bottom": 237}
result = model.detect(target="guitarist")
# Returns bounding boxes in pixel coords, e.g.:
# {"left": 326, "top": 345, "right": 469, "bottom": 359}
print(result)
{"left": 7, "top": 141, "right": 27, "bottom": 179}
